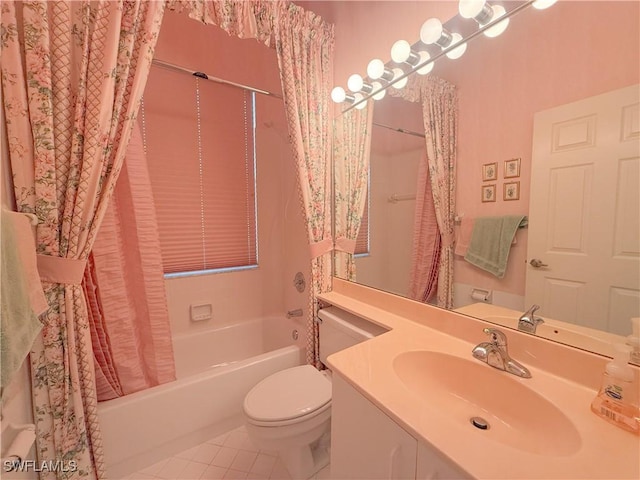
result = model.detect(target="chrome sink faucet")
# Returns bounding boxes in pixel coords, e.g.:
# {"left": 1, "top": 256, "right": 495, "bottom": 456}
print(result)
{"left": 518, "top": 304, "right": 544, "bottom": 334}
{"left": 472, "top": 328, "right": 532, "bottom": 378}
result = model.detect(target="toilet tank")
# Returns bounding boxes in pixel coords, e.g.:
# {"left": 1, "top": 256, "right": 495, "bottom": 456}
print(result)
{"left": 317, "top": 306, "right": 388, "bottom": 365}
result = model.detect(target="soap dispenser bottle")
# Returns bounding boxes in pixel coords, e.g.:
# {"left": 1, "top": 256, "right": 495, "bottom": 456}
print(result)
{"left": 590, "top": 344, "right": 639, "bottom": 435}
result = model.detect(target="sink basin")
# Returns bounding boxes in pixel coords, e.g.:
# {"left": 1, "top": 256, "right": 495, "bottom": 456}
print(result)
{"left": 393, "top": 351, "right": 582, "bottom": 456}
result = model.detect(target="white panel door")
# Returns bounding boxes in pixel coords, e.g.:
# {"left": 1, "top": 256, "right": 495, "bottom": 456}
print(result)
{"left": 526, "top": 84, "right": 640, "bottom": 335}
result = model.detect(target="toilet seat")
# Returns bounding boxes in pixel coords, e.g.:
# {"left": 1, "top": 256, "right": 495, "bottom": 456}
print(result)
{"left": 244, "top": 365, "right": 331, "bottom": 426}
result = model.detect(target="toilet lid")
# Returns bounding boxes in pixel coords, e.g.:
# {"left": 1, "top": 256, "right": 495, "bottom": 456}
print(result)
{"left": 244, "top": 365, "right": 331, "bottom": 422}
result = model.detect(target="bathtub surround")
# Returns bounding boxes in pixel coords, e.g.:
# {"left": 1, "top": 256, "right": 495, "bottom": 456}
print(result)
{"left": 1, "top": 2, "right": 165, "bottom": 477}
{"left": 99, "top": 319, "right": 301, "bottom": 478}
{"left": 162, "top": 0, "right": 335, "bottom": 368}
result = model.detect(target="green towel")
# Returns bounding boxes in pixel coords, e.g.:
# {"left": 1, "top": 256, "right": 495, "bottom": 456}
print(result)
{"left": 464, "top": 215, "right": 528, "bottom": 278}
{"left": 1, "top": 213, "right": 43, "bottom": 400}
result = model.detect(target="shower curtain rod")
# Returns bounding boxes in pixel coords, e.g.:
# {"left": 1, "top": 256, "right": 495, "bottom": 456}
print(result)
{"left": 152, "top": 59, "right": 424, "bottom": 139}
{"left": 151, "top": 58, "right": 283, "bottom": 99}
{"left": 373, "top": 122, "right": 425, "bottom": 138}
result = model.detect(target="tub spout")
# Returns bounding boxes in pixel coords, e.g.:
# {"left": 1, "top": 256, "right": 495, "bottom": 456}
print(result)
{"left": 287, "top": 309, "right": 303, "bottom": 319}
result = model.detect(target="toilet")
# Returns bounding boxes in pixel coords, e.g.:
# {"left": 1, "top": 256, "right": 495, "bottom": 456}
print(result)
{"left": 243, "top": 307, "right": 387, "bottom": 479}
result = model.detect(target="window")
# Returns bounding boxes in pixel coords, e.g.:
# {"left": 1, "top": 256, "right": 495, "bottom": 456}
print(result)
{"left": 354, "top": 170, "right": 370, "bottom": 256}
{"left": 143, "top": 68, "right": 258, "bottom": 276}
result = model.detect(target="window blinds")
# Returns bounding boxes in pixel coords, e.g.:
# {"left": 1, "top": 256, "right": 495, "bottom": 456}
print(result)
{"left": 144, "top": 68, "right": 257, "bottom": 275}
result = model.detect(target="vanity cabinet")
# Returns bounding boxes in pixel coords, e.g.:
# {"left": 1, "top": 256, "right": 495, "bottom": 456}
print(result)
{"left": 331, "top": 374, "right": 469, "bottom": 479}
{"left": 416, "top": 442, "right": 470, "bottom": 480}
{"left": 331, "top": 374, "right": 417, "bottom": 479}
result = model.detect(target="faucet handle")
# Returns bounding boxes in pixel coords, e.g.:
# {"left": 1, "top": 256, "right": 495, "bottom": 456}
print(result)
{"left": 483, "top": 327, "right": 508, "bottom": 348}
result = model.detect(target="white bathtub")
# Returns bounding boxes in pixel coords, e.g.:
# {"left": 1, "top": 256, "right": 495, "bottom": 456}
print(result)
{"left": 98, "top": 317, "right": 303, "bottom": 478}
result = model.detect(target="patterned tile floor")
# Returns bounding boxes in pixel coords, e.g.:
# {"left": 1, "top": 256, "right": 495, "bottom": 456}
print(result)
{"left": 124, "top": 426, "right": 331, "bottom": 480}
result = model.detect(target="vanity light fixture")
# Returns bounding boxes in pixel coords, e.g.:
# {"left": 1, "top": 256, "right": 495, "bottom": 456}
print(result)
{"left": 459, "top": 0, "right": 509, "bottom": 38}
{"left": 347, "top": 74, "right": 364, "bottom": 92}
{"left": 391, "top": 68, "right": 408, "bottom": 89}
{"left": 367, "top": 59, "right": 395, "bottom": 82}
{"left": 331, "top": 86, "right": 352, "bottom": 104}
{"left": 331, "top": 87, "right": 368, "bottom": 108}
{"left": 390, "top": 40, "right": 434, "bottom": 75}
{"left": 532, "top": 0, "right": 557, "bottom": 9}
{"left": 371, "top": 81, "right": 386, "bottom": 100}
{"left": 331, "top": 0, "right": 559, "bottom": 109}
{"left": 420, "top": 18, "right": 467, "bottom": 59}
{"left": 353, "top": 93, "right": 367, "bottom": 109}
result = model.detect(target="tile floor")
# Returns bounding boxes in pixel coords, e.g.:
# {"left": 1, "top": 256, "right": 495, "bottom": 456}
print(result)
{"left": 124, "top": 426, "right": 331, "bottom": 480}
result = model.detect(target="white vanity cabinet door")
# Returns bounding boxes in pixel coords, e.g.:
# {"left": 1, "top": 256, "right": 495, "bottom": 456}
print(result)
{"left": 416, "top": 442, "right": 471, "bottom": 480}
{"left": 331, "top": 374, "right": 418, "bottom": 479}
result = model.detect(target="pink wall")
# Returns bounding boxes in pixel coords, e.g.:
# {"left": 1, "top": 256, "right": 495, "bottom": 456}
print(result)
{"left": 152, "top": 11, "right": 309, "bottom": 339}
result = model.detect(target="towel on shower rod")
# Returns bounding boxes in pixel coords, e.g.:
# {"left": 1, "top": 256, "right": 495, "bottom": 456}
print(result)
{"left": 464, "top": 215, "right": 528, "bottom": 278}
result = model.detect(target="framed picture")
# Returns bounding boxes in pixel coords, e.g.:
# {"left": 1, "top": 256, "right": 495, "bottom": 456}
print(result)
{"left": 482, "top": 162, "right": 498, "bottom": 181}
{"left": 481, "top": 184, "right": 496, "bottom": 203}
{"left": 504, "top": 158, "right": 521, "bottom": 178}
{"left": 503, "top": 181, "right": 520, "bottom": 201}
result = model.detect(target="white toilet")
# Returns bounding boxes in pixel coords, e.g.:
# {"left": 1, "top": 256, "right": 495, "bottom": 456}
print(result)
{"left": 243, "top": 307, "right": 386, "bottom": 479}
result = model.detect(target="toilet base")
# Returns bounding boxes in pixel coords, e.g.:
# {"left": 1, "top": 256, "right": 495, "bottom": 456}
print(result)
{"left": 280, "top": 434, "right": 330, "bottom": 479}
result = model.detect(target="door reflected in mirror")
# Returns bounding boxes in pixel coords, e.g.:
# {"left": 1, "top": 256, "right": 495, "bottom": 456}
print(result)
{"left": 333, "top": 1, "right": 640, "bottom": 360}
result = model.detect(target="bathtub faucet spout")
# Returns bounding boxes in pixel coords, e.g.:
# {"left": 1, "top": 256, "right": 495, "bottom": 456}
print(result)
{"left": 287, "top": 309, "right": 303, "bottom": 319}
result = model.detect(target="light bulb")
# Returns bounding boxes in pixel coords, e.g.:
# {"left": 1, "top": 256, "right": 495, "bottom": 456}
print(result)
{"left": 352, "top": 93, "right": 367, "bottom": 110}
{"left": 371, "top": 81, "right": 386, "bottom": 100}
{"left": 484, "top": 5, "right": 509, "bottom": 37}
{"left": 347, "top": 74, "right": 364, "bottom": 92}
{"left": 420, "top": 18, "right": 444, "bottom": 45}
{"left": 367, "top": 59, "right": 385, "bottom": 79}
{"left": 532, "top": 0, "right": 557, "bottom": 9}
{"left": 415, "top": 51, "right": 434, "bottom": 75}
{"left": 459, "top": 0, "right": 487, "bottom": 19}
{"left": 445, "top": 33, "right": 467, "bottom": 59}
{"left": 331, "top": 86, "right": 346, "bottom": 103}
{"left": 391, "top": 40, "right": 412, "bottom": 63}
{"left": 391, "top": 68, "right": 408, "bottom": 89}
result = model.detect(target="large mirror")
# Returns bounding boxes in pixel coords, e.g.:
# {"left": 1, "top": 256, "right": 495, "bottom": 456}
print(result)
{"left": 334, "top": 1, "right": 640, "bottom": 359}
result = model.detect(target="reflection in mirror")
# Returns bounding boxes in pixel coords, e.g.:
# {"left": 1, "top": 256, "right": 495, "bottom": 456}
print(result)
{"left": 334, "top": 1, "right": 640, "bottom": 360}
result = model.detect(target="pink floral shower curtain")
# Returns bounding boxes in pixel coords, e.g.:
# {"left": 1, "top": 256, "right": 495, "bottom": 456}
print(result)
{"left": 334, "top": 106, "right": 373, "bottom": 281}
{"left": 273, "top": 3, "right": 334, "bottom": 367}
{"left": 390, "top": 75, "right": 458, "bottom": 308}
{"left": 421, "top": 78, "right": 457, "bottom": 309}
{"left": 1, "top": 1, "right": 164, "bottom": 477}
{"left": 167, "top": 0, "right": 334, "bottom": 368}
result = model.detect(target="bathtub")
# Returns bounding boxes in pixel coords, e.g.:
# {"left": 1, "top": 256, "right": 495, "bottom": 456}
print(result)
{"left": 98, "top": 317, "right": 303, "bottom": 478}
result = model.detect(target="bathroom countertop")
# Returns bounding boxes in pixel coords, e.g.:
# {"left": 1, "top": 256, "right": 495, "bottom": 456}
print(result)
{"left": 318, "top": 280, "right": 640, "bottom": 480}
